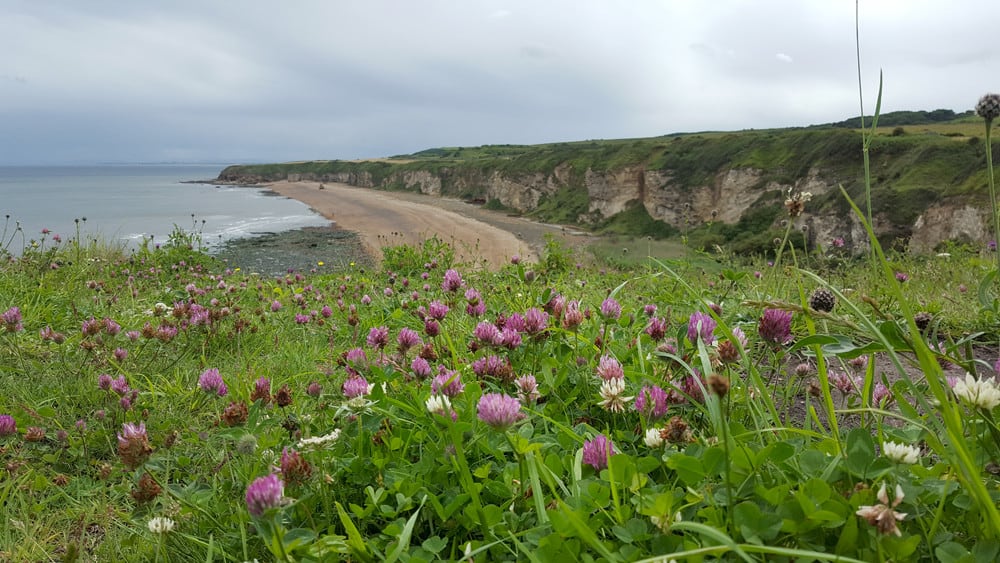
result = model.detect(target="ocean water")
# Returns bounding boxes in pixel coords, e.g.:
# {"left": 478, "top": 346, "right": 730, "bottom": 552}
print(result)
{"left": 0, "top": 165, "right": 330, "bottom": 253}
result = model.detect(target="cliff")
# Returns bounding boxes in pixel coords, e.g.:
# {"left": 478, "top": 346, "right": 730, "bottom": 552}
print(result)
{"left": 219, "top": 121, "right": 997, "bottom": 255}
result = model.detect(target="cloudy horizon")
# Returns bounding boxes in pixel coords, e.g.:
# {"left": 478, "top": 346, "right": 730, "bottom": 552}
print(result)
{"left": 1, "top": 1, "right": 997, "bottom": 165}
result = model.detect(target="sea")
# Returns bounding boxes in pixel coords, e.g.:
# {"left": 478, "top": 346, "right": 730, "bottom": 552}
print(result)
{"left": 0, "top": 164, "right": 330, "bottom": 254}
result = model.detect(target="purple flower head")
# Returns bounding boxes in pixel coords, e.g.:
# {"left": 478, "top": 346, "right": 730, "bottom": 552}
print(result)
{"left": 342, "top": 376, "right": 371, "bottom": 399}
{"left": 634, "top": 385, "right": 669, "bottom": 419}
{"left": 423, "top": 319, "right": 440, "bottom": 337}
{"left": 245, "top": 473, "right": 285, "bottom": 517}
{"left": 582, "top": 434, "right": 615, "bottom": 471}
{"left": 320, "top": 305, "right": 333, "bottom": 318}
{"left": 504, "top": 313, "right": 526, "bottom": 333}
{"left": 476, "top": 393, "right": 525, "bottom": 430}
{"left": 427, "top": 300, "right": 449, "bottom": 321}
{"left": 366, "top": 326, "right": 389, "bottom": 349}
{"left": 464, "top": 288, "right": 482, "bottom": 306}
{"left": 0, "top": 414, "right": 16, "bottom": 436}
{"left": 499, "top": 327, "right": 522, "bottom": 349}
{"left": 432, "top": 367, "right": 464, "bottom": 397}
{"left": 758, "top": 309, "right": 793, "bottom": 345}
{"left": 466, "top": 300, "right": 486, "bottom": 317}
{"left": 98, "top": 373, "right": 113, "bottom": 391}
{"left": 294, "top": 313, "right": 310, "bottom": 324}
{"left": 596, "top": 355, "right": 624, "bottom": 381}
{"left": 832, "top": 237, "right": 845, "bottom": 248}
{"left": 515, "top": 375, "right": 540, "bottom": 404}
{"left": 473, "top": 321, "right": 501, "bottom": 345}
{"left": 472, "top": 355, "right": 513, "bottom": 380}
{"left": 198, "top": 368, "right": 226, "bottom": 394}
{"left": 442, "top": 269, "right": 464, "bottom": 292}
{"left": 562, "top": 300, "right": 584, "bottom": 329}
{"left": 523, "top": 308, "right": 549, "bottom": 335}
{"left": 2, "top": 306, "right": 23, "bottom": 332}
{"left": 411, "top": 356, "right": 432, "bottom": 379}
{"left": 103, "top": 318, "right": 121, "bottom": 336}
{"left": 113, "top": 347, "right": 128, "bottom": 362}
{"left": 873, "top": 382, "right": 893, "bottom": 406}
{"left": 306, "top": 381, "right": 322, "bottom": 397}
{"left": 645, "top": 317, "right": 668, "bottom": 341}
{"left": 600, "top": 298, "right": 622, "bottom": 321}
{"left": 895, "top": 271, "right": 909, "bottom": 283}
{"left": 643, "top": 304, "right": 658, "bottom": 317}
{"left": 397, "top": 327, "right": 422, "bottom": 352}
{"left": 270, "top": 300, "right": 282, "bottom": 312}
{"left": 110, "top": 375, "right": 130, "bottom": 397}
{"left": 361, "top": 294, "right": 372, "bottom": 305}
{"left": 687, "top": 311, "right": 717, "bottom": 345}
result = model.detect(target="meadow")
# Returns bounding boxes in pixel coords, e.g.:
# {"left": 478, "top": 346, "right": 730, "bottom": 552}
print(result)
{"left": 2, "top": 181, "right": 1000, "bottom": 563}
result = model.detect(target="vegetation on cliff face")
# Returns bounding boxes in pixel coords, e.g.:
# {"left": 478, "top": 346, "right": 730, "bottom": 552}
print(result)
{"left": 219, "top": 111, "right": 998, "bottom": 254}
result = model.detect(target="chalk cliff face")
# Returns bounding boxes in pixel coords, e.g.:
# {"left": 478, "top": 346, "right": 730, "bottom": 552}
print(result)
{"left": 219, "top": 161, "right": 987, "bottom": 254}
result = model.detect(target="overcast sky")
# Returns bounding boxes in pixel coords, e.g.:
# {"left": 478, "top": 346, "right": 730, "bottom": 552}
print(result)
{"left": 1, "top": 1, "right": 997, "bottom": 165}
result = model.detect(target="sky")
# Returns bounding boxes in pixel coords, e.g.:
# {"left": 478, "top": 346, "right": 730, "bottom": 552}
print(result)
{"left": 1, "top": 0, "right": 997, "bottom": 165}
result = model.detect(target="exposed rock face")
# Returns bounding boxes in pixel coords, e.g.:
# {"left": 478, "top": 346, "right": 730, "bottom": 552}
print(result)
{"left": 909, "top": 204, "right": 988, "bottom": 252}
{"left": 218, "top": 161, "right": 984, "bottom": 253}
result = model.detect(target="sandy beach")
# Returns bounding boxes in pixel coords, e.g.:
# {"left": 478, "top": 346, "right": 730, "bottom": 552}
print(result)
{"left": 266, "top": 181, "right": 585, "bottom": 269}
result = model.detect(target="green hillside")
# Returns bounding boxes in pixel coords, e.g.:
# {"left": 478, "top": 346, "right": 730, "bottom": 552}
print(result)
{"left": 218, "top": 112, "right": 998, "bottom": 254}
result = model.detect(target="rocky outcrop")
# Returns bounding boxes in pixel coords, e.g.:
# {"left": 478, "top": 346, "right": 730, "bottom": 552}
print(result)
{"left": 909, "top": 204, "right": 989, "bottom": 252}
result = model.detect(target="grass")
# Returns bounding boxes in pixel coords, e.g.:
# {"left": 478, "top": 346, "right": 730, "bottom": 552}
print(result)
{"left": 2, "top": 199, "right": 1000, "bottom": 561}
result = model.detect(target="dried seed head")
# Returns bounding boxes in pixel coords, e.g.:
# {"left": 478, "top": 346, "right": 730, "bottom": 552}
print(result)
{"left": 976, "top": 93, "right": 1000, "bottom": 121}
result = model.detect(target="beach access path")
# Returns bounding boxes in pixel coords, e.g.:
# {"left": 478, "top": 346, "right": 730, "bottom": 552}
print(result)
{"left": 266, "top": 181, "right": 587, "bottom": 269}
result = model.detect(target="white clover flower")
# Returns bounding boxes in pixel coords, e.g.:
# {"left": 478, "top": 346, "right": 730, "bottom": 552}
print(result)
{"left": 953, "top": 373, "right": 1000, "bottom": 410}
{"left": 297, "top": 429, "right": 342, "bottom": 452}
{"left": 881, "top": 441, "right": 920, "bottom": 464}
{"left": 597, "top": 377, "right": 633, "bottom": 413}
{"left": 425, "top": 394, "right": 452, "bottom": 416}
{"left": 644, "top": 427, "right": 664, "bottom": 448}
{"left": 856, "top": 483, "right": 906, "bottom": 537}
{"left": 147, "top": 516, "right": 175, "bottom": 534}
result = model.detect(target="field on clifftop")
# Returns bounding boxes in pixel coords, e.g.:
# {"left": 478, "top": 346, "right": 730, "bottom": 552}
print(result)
{"left": 3, "top": 197, "right": 1000, "bottom": 561}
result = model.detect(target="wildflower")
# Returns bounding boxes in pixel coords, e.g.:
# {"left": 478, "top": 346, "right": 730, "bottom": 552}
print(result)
{"left": 275, "top": 383, "right": 293, "bottom": 407}
{"left": 976, "top": 93, "right": 1000, "bottom": 122}
{"left": 235, "top": 434, "right": 258, "bottom": 455}
{"left": 473, "top": 321, "right": 501, "bottom": 345}
{"left": 472, "top": 355, "right": 514, "bottom": 382}
{"left": 280, "top": 447, "right": 312, "bottom": 486}
{"left": 894, "top": 271, "right": 909, "bottom": 283}
{"left": 25, "top": 426, "right": 46, "bottom": 442}
{"left": 645, "top": 317, "right": 668, "bottom": 341}
{"left": 784, "top": 188, "right": 812, "bottom": 217}
{"left": 442, "top": 269, "right": 464, "bottom": 292}
{"left": 832, "top": 237, "right": 845, "bottom": 248}
{"left": 342, "top": 376, "right": 371, "bottom": 399}
{"left": 427, "top": 300, "right": 449, "bottom": 320}
{"left": 423, "top": 318, "right": 440, "bottom": 337}
{"left": 397, "top": 327, "right": 422, "bottom": 352}
{"left": 113, "top": 347, "right": 128, "bottom": 362}
{"left": 708, "top": 375, "right": 730, "bottom": 397}
{"left": 476, "top": 393, "right": 525, "bottom": 430}
{"left": 687, "top": 311, "right": 716, "bottom": 345}
{"left": 297, "top": 429, "right": 341, "bottom": 451}
{"left": 596, "top": 355, "right": 625, "bottom": 381}
{"left": 660, "top": 416, "right": 694, "bottom": 444}
{"left": 952, "top": 373, "right": 1000, "bottom": 410}
{"left": 0, "top": 414, "right": 16, "bottom": 436}
{"left": 882, "top": 441, "right": 920, "bottom": 465}
{"left": 634, "top": 385, "right": 669, "bottom": 419}
{"left": 2, "top": 306, "right": 23, "bottom": 332}
{"left": 873, "top": 382, "right": 893, "bottom": 407}
{"left": 147, "top": 516, "right": 175, "bottom": 535}
{"left": 562, "top": 300, "right": 584, "bottom": 329}
{"left": 582, "top": 434, "right": 615, "bottom": 471}
{"left": 855, "top": 483, "right": 907, "bottom": 537}
{"left": 361, "top": 294, "right": 372, "bottom": 305}
{"left": 598, "top": 377, "right": 632, "bottom": 413}
{"left": 366, "top": 326, "right": 389, "bottom": 349}
{"left": 250, "top": 377, "right": 271, "bottom": 404}
{"left": 132, "top": 472, "right": 162, "bottom": 504}
{"left": 643, "top": 304, "right": 658, "bottom": 316}
{"left": 411, "top": 356, "right": 432, "bottom": 379}
{"left": 830, "top": 370, "right": 861, "bottom": 396}
{"left": 425, "top": 394, "right": 456, "bottom": 420}
{"left": 644, "top": 427, "right": 664, "bottom": 448}
{"left": 118, "top": 422, "right": 153, "bottom": 469}
{"left": 758, "top": 308, "right": 793, "bottom": 345}
{"left": 306, "top": 381, "right": 322, "bottom": 397}
{"left": 221, "top": 401, "right": 249, "bottom": 426}
{"left": 432, "top": 367, "right": 464, "bottom": 397}
{"left": 600, "top": 298, "right": 622, "bottom": 321}
{"left": 515, "top": 374, "right": 540, "bottom": 404}
{"left": 198, "top": 368, "right": 227, "bottom": 396}
{"left": 808, "top": 288, "right": 837, "bottom": 313}
{"left": 524, "top": 307, "right": 549, "bottom": 334}
{"left": 245, "top": 473, "right": 286, "bottom": 517}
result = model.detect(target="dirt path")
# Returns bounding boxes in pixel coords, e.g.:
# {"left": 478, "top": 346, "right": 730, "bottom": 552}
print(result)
{"left": 266, "top": 181, "right": 588, "bottom": 269}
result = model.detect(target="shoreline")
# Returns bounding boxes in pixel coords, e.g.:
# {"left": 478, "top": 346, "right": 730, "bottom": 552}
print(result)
{"left": 261, "top": 181, "right": 587, "bottom": 269}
